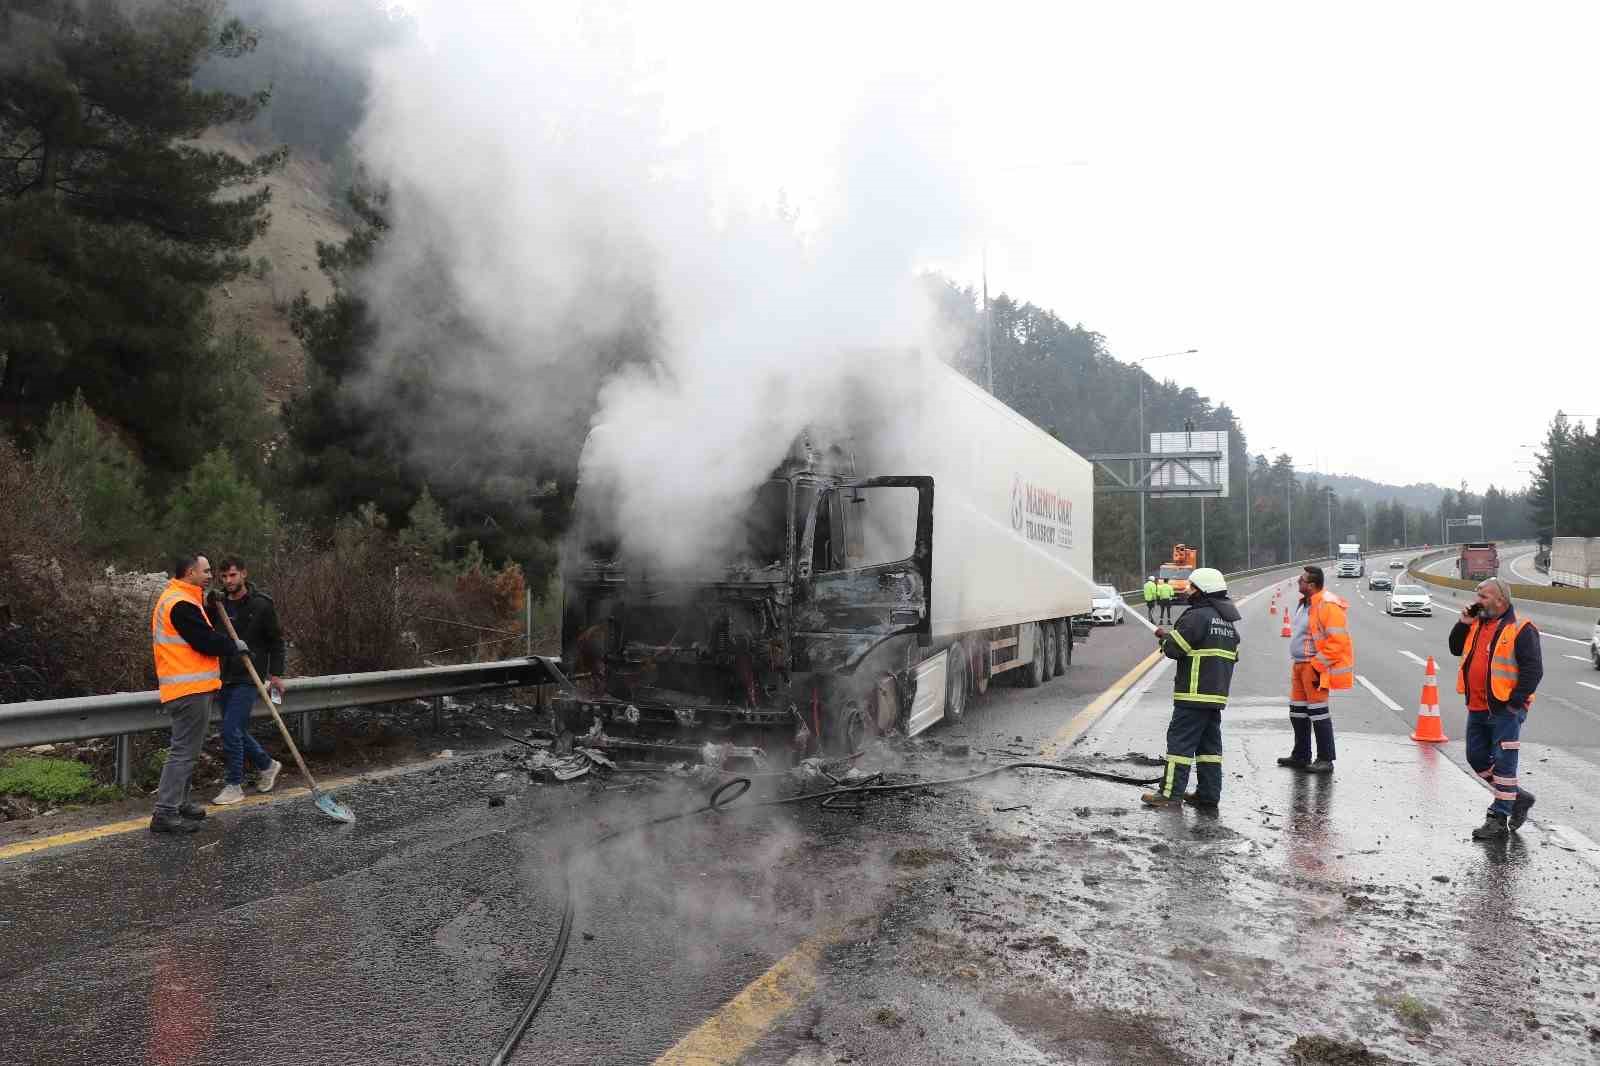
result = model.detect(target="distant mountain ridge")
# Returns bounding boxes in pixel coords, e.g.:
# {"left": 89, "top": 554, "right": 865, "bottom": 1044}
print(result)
{"left": 1309, "top": 472, "right": 1449, "bottom": 512}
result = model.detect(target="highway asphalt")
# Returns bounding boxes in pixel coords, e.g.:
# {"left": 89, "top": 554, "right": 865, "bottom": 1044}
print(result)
{"left": 3, "top": 555, "right": 1596, "bottom": 1065}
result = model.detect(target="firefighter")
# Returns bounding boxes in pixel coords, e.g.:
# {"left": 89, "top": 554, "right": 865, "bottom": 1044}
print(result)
{"left": 1278, "top": 565, "right": 1353, "bottom": 774}
{"left": 1142, "top": 575, "right": 1159, "bottom": 622}
{"left": 1156, "top": 577, "right": 1176, "bottom": 623}
{"left": 1142, "top": 568, "right": 1240, "bottom": 809}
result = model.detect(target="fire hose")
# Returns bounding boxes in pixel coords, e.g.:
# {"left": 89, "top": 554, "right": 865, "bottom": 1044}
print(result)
{"left": 487, "top": 758, "right": 1162, "bottom": 1065}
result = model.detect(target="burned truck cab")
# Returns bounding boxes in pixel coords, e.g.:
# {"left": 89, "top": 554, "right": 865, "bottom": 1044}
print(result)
{"left": 557, "top": 431, "right": 934, "bottom": 760}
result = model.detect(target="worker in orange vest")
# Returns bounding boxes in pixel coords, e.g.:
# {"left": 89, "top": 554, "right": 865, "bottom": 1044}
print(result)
{"left": 1449, "top": 578, "right": 1543, "bottom": 840}
{"left": 149, "top": 553, "right": 249, "bottom": 834}
{"left": 1278, "top": 565, "right": 1353, "bottom": 773}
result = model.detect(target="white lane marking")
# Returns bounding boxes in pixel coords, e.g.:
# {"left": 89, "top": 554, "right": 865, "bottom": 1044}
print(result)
{"left": 1579, "top": 682, "right": 1600, "bottom": 694}
{"left": 1566, "top": 654, "right": 1592, "bottom": 663}
{"left": 1404, "top": 622, "right": 1424, "bottom": 631}
{"left": 1398, "top": 650, "right": 1427, "bottom": 666}
{"left": 1541, "top": 824, "right": 1600, "bottom": 869}
{"left": 1541, "top": 631, "right": 1589, "bottom": 645}
{"left": 1356, "top": 674, "right": 1403, "bottom": 712}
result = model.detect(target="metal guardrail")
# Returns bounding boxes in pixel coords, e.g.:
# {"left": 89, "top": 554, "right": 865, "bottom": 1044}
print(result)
{"left": 1, "top": 657, "right": 570, "bottom": 787}
{"left": 1115, "top": 547, "right": 1441, "bottom": 605}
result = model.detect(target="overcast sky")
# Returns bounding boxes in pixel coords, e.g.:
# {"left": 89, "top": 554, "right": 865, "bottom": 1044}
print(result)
{"left": 404, "top": 1, "right": 1597, "bottom": 492}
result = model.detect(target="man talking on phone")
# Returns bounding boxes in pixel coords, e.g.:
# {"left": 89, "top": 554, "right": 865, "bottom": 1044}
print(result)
{"left": 1449, "top": 577, "right": 1543, "bottom": 840}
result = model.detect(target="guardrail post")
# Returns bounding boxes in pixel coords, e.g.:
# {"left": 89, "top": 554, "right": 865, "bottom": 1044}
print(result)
{"left": 432, "top": 697, "right": 443, "bottom": 733}
{"left": 297, "top": 711, "right": 313, "bottom": 749}
{"left": 115, "top": 734, "right": 133, "bottom": 790}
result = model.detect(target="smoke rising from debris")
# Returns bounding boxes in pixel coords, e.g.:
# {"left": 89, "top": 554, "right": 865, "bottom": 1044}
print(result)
{"left": 353, "top": 2, "right": 979, "bottom": 570}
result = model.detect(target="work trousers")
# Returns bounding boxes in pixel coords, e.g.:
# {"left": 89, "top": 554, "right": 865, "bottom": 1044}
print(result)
{"left": 1159, "top": 601, "right": 1174, "bottom": 623}
{"left": 218, "top": 683, "right": 274, "bottom": 786}
{"left": 155, "top": 691, "right": 215, "bottom": 815}
{"left": 1465, "top": 708, "right": 1526, "bottom": 817}
{"left": 1288, "top": 661, "right": 1336, "bottom": 762}
{"left": 1161, "top": 703, "right": 1223, "bottom": 803}
{"left": 1145, "top": 599, "right": 1157, "bottom": 621}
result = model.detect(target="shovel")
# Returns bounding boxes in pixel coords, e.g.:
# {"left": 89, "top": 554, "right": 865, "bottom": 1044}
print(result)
{"left": 211, "top": 594, "right": 355, "bottom": 824}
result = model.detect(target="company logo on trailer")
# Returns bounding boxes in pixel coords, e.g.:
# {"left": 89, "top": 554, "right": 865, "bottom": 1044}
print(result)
{"left": 1012, "top": 475, "right": 1073, "bottom": 548}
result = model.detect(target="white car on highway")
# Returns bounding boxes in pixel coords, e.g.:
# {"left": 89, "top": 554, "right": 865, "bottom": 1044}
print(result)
{"left": 1090, "top": 585, "right": 1126, "bottom": 626}
{"left": 1388, "top": 559, "right": 1406, "bottom": 570}
{"left": 1386, "top": 584, "right": 1433, "bottom": 617}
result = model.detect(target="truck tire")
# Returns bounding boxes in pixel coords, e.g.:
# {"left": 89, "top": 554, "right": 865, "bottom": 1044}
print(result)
{"left": 829, "top": 700, "right": 867, "bottom": 756}
{"left": 945, "top": 645, "right": 969, "bottom": 721}
{"left": 1019, "top": 623, "right": 1045, "bottom": 688}
{"left": 1042, "top": 622, "right": 1059, "bottom": 680}
{"left": 970, "top": 638, "right": 990, "bottom": 697}
{"left": 1055, "top": 622, "right": 1072, "bottom": 676}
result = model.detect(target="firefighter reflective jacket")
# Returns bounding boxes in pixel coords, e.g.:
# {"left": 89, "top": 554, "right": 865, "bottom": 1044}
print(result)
{"left": 151, "top": 579, "right": 222, "bottom": 703}
{"left": 1157, "top": 582, "right": 1175, "bottom": 602}
{"left": 1305, "top": 588, "right": 1354, "bottom": 691}
{"left": 1451, "top": 611, "right": 1542, "bottom": 711}
{"left": 1143, "top": 580, "right": 1158, "bottom": 603}
{"left": 1161, "top": 595, "right": 1242, "bottom": 709}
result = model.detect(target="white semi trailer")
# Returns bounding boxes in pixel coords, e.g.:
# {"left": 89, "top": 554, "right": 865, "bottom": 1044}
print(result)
{"left": 558, "top": 351, "right": 1098, "bottom": 757}
{"left": 1550, "top": 537, "right": 1600, "bottom": 590}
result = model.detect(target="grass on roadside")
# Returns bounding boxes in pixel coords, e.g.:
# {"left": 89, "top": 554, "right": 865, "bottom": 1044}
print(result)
{"left": 0, "top": 755, "right": 123, "bottom": 807}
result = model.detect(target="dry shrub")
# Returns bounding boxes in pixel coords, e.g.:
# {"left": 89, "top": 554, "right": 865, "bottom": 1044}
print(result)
{"left": 268, "top": 520, "right": 418, "bottom": 676}
{"left": 1, "top": 438, "right": 159, "bottom": 701}
{"left": 407, "top": 561, "right": 527, "bottom": 664}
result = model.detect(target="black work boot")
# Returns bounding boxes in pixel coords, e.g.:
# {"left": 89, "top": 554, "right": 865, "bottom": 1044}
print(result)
{"left": 1182, "top": 793, "right": 1219, "bottom": 810}
{"left": 1472, "top": 814, "right": 1510, "bottom": 841}
{"left": 178, "top": 802, "right": 208, "bottom": 820}
{"left": 1304, "top": 760, "right": 1334, "bottom": 774}
{"left": 150, "top": 812, "right": 201, "bottom": 835}
{"left": 1276, "top": 757, "right": 1309, "bottom": 769}
{"left": 1510, "top": 791, "right": 1536, "bottom": 831}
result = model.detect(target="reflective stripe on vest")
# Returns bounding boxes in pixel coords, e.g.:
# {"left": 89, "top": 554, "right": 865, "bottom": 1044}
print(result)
{"left": 151, "top": 579, "right": 222, "bottom": 703}
{"left": 1455, "top": 618, "right": 1536, "bottom": 707}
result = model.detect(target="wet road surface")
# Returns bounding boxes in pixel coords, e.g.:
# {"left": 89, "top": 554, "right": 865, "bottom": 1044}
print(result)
{"left": 5, "top": 560, "right": 1599, "bottom": 1065}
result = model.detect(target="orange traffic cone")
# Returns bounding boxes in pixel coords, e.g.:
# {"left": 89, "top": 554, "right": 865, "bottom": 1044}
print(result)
{"left": 1280, "top": 616, "right": 1291, "bottom": 638}
{"left": 1410, "top": 656, "right": 1448, "bottom": 743}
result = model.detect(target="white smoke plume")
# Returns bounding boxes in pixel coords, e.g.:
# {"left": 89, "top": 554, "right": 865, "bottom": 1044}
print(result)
{"left": 353, "top": 1, "right": 979, "bottom": 570}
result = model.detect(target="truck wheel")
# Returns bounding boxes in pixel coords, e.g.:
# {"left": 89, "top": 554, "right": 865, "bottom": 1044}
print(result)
{"left": 1056, "top": 622, "right": 1072, "bottom": 676}
{"left": 1042, "top": 622, "right": 1059, "bottom": 680}
{"left": 829, "top": 701, "right": 867, "bottom": 756}
{"left": 1020, "top": 624, "right": 1045, "bottom": 688}
{"left": 945, "top": 646, "right": 968, "bottom": 721}
{"left": 970, "top": 638, "right": 990, "bottom": 697}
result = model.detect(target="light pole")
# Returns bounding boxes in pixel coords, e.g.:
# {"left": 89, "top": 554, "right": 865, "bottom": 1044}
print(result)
{"left": 1242, "top": 449, "right": 1252, "bottom": 568}
{"left": 1325, "top": 487, "right": 1334, "bottom": 557}
{"left": 1133, "top": 348, "right": 1199, "bottom": 579}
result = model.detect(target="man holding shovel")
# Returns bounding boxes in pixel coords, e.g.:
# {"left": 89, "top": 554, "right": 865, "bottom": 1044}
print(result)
{"left": 149, "top": 553, "right": 250, "bottom": 834}
{"left": 206, "top": 556, "right": 284, "bottom": 805}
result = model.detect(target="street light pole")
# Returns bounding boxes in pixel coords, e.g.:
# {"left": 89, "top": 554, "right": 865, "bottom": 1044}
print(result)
{"left": 1132, "top": 348, "right": 1198, "bottom": 579}
{"left": 1242, "top": 452, "right": 1252, "bottom": 569}
{"left": 1326, "top": 488, "right": 1334, "bottom": 557}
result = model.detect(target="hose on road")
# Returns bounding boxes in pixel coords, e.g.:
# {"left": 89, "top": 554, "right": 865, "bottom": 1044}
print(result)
{"left": 487, "top": 757, "right": 1161, "bottom": 1065}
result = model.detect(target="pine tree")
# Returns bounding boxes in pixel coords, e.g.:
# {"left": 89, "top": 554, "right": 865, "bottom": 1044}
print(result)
{"left": 0, "top": 0, "right": 285, "bottom": 471}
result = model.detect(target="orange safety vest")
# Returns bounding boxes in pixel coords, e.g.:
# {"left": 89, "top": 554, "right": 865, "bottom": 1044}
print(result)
{"left": 151, "top": 578, "right": 222, "bottom": 703}
{"left": 1455, "top": 617, "right": 1536, "bottom": 708}
{"left": 1307, "top": 588, "right": 1355, "bottom": 690}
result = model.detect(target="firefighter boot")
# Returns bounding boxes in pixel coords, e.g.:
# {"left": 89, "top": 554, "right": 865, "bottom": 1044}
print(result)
{"left": 1510, "top": 790, "right": 1536, "bottom": 831}
{"left": 1472, "top": 814, "right": 1510, "bottom": 841}
{"left": 1140, "top": 791, "right": 1182, "bottom": 808}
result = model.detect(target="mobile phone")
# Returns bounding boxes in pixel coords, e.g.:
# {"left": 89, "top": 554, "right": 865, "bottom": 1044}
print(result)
{"left": 1466, "top": 603, "right": 1482, "bottom": 617}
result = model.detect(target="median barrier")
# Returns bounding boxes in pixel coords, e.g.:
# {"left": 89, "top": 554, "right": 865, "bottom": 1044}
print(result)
{"left": 1406, "top": 541, "right": 1599, "bottom": 607}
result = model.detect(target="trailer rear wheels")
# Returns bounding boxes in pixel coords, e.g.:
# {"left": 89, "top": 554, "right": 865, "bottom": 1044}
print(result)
{"left": 945, "top": 645, "right": 969, "bottom": 721}
{"left": 1042, "top": 622, "right": 1059, "bottom": 679}
{"left": 1020, "top": 623, "right": 1046, "bottom": 688}
{"left": 969, "top": 638, "right": 990, "bottom": 697}
{"left": 1055, "top": 622, "right": 1072, "bottom": 676}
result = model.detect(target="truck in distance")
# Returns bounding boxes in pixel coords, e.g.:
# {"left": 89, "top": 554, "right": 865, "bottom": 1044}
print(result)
{"left": 1457, "top": 542, "right": 1500, "bottom": 581}
{"left": 1335, "top": 543, "right": 1364, "bottom": 578}
{"left": 557, "top": 351, "right": 1098, "bottom": 763}
{"left": 1159, "top": 544, "right": 1198, "bottom": 596}
{"left": 1550, "top": 537, "right": 1600, "bottom": 589}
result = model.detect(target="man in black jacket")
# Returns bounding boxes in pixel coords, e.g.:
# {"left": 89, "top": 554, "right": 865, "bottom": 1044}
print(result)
{"left": 1143, "top": 567, "right": 1241, "bottom": 809}
{"left": 205, "top": 556, "right": 286, "bottom": 805}
{"left": 1449, "top": 577, "right": 1543, "bottom": 840}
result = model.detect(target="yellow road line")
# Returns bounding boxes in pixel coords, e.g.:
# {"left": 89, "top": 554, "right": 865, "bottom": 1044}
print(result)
{"left": 0, "top": 774, "right": 365, "bottom": 861}
{"left": 1039, "top": 648, "right": 1164, "bottom": 759}
{"left": 652, "top": 931, "right": 830, "bottom": 1066}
